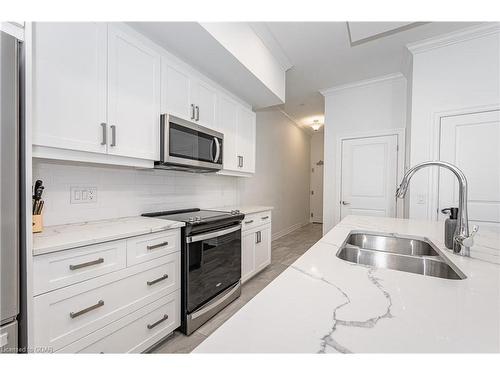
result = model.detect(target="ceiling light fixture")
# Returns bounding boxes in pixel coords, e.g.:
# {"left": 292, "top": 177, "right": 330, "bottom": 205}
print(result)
{"left": 311, "top": 120, "right": 322, "bottom": 132}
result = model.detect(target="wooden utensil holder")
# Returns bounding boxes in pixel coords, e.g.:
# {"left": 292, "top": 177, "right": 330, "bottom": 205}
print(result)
{"left": 32, "top": 214, "right": 43, "bottom": 233}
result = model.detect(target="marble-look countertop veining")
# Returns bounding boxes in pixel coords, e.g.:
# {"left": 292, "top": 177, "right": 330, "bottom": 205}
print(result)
{"left": 208, "top": 205, "right": 274, "bottom": 215}
{"left": 33, "top": 216, "right": 185, "bottom": 256}
{"left": 194, "top": 215, "right": 500, "bottom": 353}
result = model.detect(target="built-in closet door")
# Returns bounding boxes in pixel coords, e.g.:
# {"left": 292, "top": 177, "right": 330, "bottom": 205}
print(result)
{"left": 438, "top": 110, "right": 500, "bottom": 230}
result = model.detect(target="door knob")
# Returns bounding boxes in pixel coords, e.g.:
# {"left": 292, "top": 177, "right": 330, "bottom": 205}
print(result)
{"left": 341, "top": 201, "right": 350, "bottom": 205}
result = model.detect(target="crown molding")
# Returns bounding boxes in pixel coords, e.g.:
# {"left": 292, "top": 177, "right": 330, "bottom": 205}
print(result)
{"left": 248, "top": 22, "right": 293, "bottom": 72}
{"left": 320, "top": 72, "right": 405, "bottom": 96}
{"left": 407, "top": 22, "right": 500, "bottom": 55}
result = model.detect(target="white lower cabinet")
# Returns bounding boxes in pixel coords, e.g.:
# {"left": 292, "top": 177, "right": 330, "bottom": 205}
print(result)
{"left": 33, "top": 228, "right": 181, "bottom": 353}
{"left": 241, "top": 211, "right": 272, "bottom": 283}
{"left": 58, "top": 290, "right": 180, "bottom": 353}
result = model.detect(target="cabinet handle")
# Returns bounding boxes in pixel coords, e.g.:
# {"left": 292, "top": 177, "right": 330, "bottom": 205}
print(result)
{"left": 261, "top": 216, "right": 269, "bottom": 220}
{"left": 147, "top": 241, "right": 169, "bottom": 251}
{"left": 191, "top": 104, "right": 195, "bottom": 120}
{"left": 147, "top": 274, "right": 169, "bottom": 286}
{"left": 238, "top": 156, "right": 243, "bottom": 168}
{"left": 244, "top": 220, "right": 254, "bottom": 224}
{"left": 256, "top": 231, "right": 262, "bottom": 244}
{"left": 70, "top": 300, "right": 104, "bottom": 319}
{"left": 241, "top": 156, "right": 244, "bottom": 168}
{"left": 110, "top": 125, "right": 116, "bottom": 147}
{"left": 195, "top": 105, "right": 200, "bottom": 121}
{"left": 147, "top": 314, "right": 169, "bottom": 330}
{"left": 100, "top": 123, "right": 107, "bottom": 145}
{"left": 69, "top": 257, "right": 104, "bottom": 270}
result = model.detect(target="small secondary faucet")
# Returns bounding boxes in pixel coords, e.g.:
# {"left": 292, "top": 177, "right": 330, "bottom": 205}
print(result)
{"left": 396, "top": 161, "right": 478, "bottom": 257}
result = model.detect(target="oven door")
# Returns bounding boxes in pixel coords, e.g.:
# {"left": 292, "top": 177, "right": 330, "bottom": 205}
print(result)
{"left": 185, "top": 224, "right": 241, "bottom": 313}
{"left": 160, "top": 114, "right": 223, "bottom": 170}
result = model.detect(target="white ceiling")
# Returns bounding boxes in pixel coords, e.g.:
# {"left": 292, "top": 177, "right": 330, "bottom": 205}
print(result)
{"left": 263, "top": 22, "right": 482, "bottom": 129}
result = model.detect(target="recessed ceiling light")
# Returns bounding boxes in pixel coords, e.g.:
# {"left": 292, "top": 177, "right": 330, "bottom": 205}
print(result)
{"left": 311, "top": 119, "right": 322, "bottom": 131}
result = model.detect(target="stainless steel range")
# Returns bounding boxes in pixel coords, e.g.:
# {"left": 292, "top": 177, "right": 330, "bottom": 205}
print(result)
{"left": 143, "top": 208, "right": 245, "bottom": 335}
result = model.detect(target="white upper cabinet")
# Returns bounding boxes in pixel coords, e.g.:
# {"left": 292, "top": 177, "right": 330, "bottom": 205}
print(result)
{"left": 237, "top": 107, "right": 256, "bottom": 174}
{"left": 107, "top": 26, "right": 161, "bottom": 160}
{"left": 162, "top": 62, "right": 193, "bottom": 120}
{"left": 32, "top": 23, "right": 107, "bottom": 154}
{"left": 192, "top": 79, "right": 217, "bottom": 128}
{"left": 162, "top": 61, "right": 217, "bottom": 128}
{"left": 217, "top": 94, "right": 239, "bottom": 171}
{"left": 217, "top": 96, "right": 256, "bottom": 176}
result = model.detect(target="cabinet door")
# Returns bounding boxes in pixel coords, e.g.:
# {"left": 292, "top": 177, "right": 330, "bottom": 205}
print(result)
{"left": 162, "top": 61, "right": 193, "bottom": 121}
{"left": 32, "top": 22, "right": 107, "bottom": 153}
{"left": 241, "top": 231, "right": 256, "bottom": 283}
{"left": 193, "top": 79, "right": 217, "bottom": 128}
{"left": 107, "top": 26, "right": 161, "bottom": 160}
{"left": 237, "top": 107, "right": 256, "bottom": 173}
{"left": 218, "top": 95, "right": 239, "bottom": 171}
{"left": 254, "top": 226, "right": 271, "bottom": 271}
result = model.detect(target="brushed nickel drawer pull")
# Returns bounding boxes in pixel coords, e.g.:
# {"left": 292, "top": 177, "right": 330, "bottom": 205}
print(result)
{"left": 244, "top": 220, "right": 254, "bottom": 224}
{"left": 69, "top": 257, "right": 104, "bottom": 270}
{"left": 147, "top": 274, "right": 169, "bottom": 286}
{"left": 261, "top": 216, "right": 269, "bottom": 220}
{"left": 147, "top": 314, "right": 169, "bottom": 330}
{"left": 147, "top": 241, "right": 169, "bottom": 251}
{"left": 70, "top": 300, "right": 104, "bottom": 319}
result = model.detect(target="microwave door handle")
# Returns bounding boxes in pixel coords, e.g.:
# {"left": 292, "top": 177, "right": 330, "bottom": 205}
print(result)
{"left": 214, "top": 138, "right": 221, "bottom": 163}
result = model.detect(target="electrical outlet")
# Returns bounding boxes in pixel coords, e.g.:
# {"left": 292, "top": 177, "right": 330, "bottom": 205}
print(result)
{"left": 70, "top": 186, "right": 97, "bottom": 204}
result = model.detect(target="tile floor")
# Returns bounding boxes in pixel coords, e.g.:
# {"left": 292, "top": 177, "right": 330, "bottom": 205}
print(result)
{"left": 151, "top": 223, "right": 323, "bottom": 354}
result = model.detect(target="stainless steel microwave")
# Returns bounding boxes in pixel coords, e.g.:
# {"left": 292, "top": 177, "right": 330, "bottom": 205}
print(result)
{"left": 155, "top": 114, "right": 223, "bottom": 172}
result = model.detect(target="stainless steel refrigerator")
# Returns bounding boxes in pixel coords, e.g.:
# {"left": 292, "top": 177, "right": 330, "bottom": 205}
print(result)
{"left": 0, "top": 29, "right": 20, "bottom": 354}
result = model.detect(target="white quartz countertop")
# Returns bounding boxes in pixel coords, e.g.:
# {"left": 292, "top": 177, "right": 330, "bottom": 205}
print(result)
{"left": 33, "top": 216, "right": 185, "bottom": 256}
{"left": 208, "top": 205, "right": 273, "bottom": 215}
{"left": 194, "top": 215, "right": 500, "bottom": 353}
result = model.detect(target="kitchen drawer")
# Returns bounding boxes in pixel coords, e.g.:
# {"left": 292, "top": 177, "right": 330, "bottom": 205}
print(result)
{"left": 126, "top": 230, "right": 179, "bottom": 266}
{"left": 33, "top": 240, "right": 127, "bottom": 296}
{"left": 33, "top": 253, "right": 180, "bottom": 351}
{"left": 58, "top": 290, "right": 180, "bottom": 353}
{"left": 242, "top": 211, "right": 272, "bottom": 232}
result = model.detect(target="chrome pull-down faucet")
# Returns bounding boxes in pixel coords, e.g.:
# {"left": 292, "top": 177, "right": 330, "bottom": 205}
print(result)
{"left": 395, "top": 161, "right": 478, "bottom": 257}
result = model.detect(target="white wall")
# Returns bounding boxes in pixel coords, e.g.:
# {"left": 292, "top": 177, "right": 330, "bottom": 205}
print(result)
{"left": 239, "top": 110, "right": 311, "bottom": 239}
{"left": 310, "top": 131, "right": 324, "bottom": 223}
{"left": 200, "top": 23, "right": 286, "bottom": 102}
{"left": 33, "top": 160, "right": 239, "bottom": 226}
{"left": 322, "top": 74, "right": 407, "bottom": 232}
{"left": 408, "top": 25, "right": 500, "bottom": 220}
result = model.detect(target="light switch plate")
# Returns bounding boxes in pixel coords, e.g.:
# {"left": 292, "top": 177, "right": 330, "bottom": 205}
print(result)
{"left": 70, "top": 186, "right": 97, "bottom": 204}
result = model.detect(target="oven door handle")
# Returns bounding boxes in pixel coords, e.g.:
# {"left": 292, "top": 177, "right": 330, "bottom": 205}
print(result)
{"left": 186, "top": 224, "right": 241, "bottom": 243}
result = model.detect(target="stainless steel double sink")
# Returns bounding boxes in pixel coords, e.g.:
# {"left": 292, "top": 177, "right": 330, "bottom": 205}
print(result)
{"left": 336, "top": 232, "right": 466, "bottom": 280}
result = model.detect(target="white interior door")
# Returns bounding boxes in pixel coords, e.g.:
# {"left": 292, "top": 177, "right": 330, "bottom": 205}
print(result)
{"left": 438, "top": 110, "right": 500, "bottom": 230}
{"left": 340, "top": 135, "right": 398, "bottom": 220}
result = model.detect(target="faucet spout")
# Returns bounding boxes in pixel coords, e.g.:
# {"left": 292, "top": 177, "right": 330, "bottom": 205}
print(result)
{"left": 396, "top": 161, "right": 478, "bottom": 256}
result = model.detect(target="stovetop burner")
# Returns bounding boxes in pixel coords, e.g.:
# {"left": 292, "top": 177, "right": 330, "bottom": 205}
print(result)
{"left": 142, "top": 208, "right": 243, "bottom": 225}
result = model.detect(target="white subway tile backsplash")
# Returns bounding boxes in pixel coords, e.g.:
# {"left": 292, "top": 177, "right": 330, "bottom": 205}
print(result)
{"left": 34, "top": 160, "right": 240, "bottom": 226}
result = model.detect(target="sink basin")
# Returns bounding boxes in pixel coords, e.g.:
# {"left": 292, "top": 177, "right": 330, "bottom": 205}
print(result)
{"left": 337, "top": 232, "right": 466, "bottom": 280}
{"left": 346, "top": 232, "right": 439, "bottom": 256}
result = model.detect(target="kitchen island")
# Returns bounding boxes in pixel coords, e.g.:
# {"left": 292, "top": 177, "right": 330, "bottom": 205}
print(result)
{"left": 194, "top": 216, "right": 500, "bottom": 353}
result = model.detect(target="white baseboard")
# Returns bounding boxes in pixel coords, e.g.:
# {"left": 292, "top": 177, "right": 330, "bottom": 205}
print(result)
{"left": 272, "top": 222, "right": 307, "bottom": 241}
